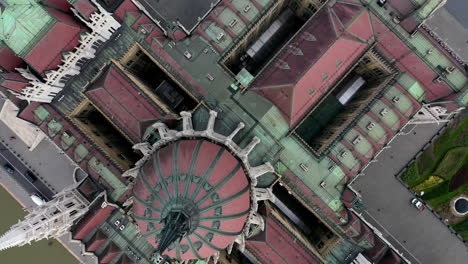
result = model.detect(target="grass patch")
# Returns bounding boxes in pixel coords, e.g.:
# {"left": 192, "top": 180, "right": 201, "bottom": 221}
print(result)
{"left": 423, "top": 182, "right": 467, "bottom": 208}
{"left": 433, "top": 147, "right": 468, "bottom": 180}
{"left": 451, "top": 218, "right": 468, "bottom": 242}
{"left": 417, "top": 146, "right": 437, "bottom": 176}
{"left": 414, "top": 176, "right": 444, "bottom": 191}
{"left": 401, "top": 163, "right": 427, "bottom": 187}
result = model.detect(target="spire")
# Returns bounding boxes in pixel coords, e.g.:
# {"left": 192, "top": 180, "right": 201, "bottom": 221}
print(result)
{"left": 0, "top": 227, "right": 27, "bottom": 251}
{"left": 0, "top": 186, "right": 90, "bottom": 251}
{"left": 156, "top": 211, "right": 191, "bottom": 254}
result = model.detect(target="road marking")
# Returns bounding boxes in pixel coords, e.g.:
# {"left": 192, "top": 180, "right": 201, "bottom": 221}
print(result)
{"left": 362, "top": 210, "right": 422, "bottom": 264}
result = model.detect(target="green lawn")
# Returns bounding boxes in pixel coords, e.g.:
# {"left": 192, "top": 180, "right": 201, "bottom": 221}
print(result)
{"left": 452, "top": 218, "right": 468, "bottom": 242}
{"left": 433, "top": 147, "right": 468, "bottom": 180}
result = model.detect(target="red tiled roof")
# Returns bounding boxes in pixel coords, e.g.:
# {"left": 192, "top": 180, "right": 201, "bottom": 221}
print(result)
{"left": 132, "top": 14, "right": 152, "bottom": 31}
{"left": 0, "top": 45, "right": 23, "bottom": 72}
{"left": 0, "top": 73, "right": 29, "bottom": 93}
{"left": 132, "top": 139, "right": 250, "bottom": 260}
{"left": 85, "top": 64, "right": 166, "bottom": 143}
{"left": 369, "top": 14, "right": 452, "bottom": 101}
{"left": 41, "top": 0, "right": 72, "bottom": 12}
{"left": 72, "top": 0, "right": 98, "bottom": 19}
{"left": 24, "top": 12, "right": 84, "bottom": 74}
{"left": 85, "top": 230, "right": 108, "bottom": 252}
{"left": 100, "top": 242, "right": 121, "bottom": 264}
{"left": 114, "top": 0, "right": 139, "bottom": 22}
{"left": 387, "top": 0, "right": 416, "bottom": 17}
{"left": 365, "top": 235, "right": 388, "bottom": 262}
{"left": 73, "top": 205, "right": 115, "bottom": 240}
{"left": 340, "top": 188, "right": 356, "bottom": 208}
{"left": 246, "top": 215, "right": 321, "bottom": 264}
{"left": 252, "top": 3, "right": 371, "bottom": 126}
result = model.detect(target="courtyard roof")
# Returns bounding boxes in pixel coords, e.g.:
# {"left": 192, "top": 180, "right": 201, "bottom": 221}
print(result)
{"left": 251, "top": 1, "right": 372, "bottom": 126}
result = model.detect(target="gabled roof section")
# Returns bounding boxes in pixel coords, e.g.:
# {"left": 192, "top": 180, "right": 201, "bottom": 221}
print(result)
{"left": 24, "top": 8, "right": 85, "bottom": 74}
{"left": 0, "top": 42, "right": 23, "bottom": 71}
{"left": 73, "top": 201, "right": 115, "bottom": 240}
{"left": 251, "top": 2, "right": 373, "bottom": 126}
{"left": 0, "top": 72, "right": 28, "bottom": 93}
{"left": 70, "top": 0, "right": 97, "bottom": 20}
{"left": 246, "top": 208, "right": 322, "bottom": 264}
{"left": 85, "top": 64, "right": 167, "bottom": 143}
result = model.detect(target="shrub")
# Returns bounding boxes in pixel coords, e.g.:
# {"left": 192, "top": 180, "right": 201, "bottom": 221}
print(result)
{"left": 414, "top": 176, "right": 444, "bottom": 191}
{"left": 401, "top": 163, "right": 424, "bottom": 187}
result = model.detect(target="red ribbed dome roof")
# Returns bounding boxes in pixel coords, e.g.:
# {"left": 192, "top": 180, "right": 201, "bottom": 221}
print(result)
{"left": 132, "top": 139, "right": 251, "bottom": 259}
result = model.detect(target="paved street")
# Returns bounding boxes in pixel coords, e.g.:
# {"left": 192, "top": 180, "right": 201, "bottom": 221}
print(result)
{"left": 0, "top": 101, "right": 77, "bottom": 193}
{"left": 351, "top": 123, "right": 468, "bottom": 264}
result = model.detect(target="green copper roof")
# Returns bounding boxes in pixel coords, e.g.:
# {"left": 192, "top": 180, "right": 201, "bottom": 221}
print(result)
{"left": 0, "top": 0, "right": 53, "bottom": 56}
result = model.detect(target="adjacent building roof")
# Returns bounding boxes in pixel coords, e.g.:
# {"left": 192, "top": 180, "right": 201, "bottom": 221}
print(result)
{"left": 133, "top": 0, "right": 220, "bottom": 33}
{"left": 246, "top": 207, "right": 321, "bottom": 264}
{"left": 0, "top": 0, "right": 53, "bottom": 56}
{"left": 251, "top": 1, "right": 372, "bottom": 126}
{"left": 23, "top": 7, "right": 84, "bottom": 74}
{"left": 0, "top": 42, "right": 23, "bottom": 71}
{"left": 132, "top": 139, "right": 251, "bottom": 260}
{"left": 85, "top": 64, "right": 167, "bottom": 143}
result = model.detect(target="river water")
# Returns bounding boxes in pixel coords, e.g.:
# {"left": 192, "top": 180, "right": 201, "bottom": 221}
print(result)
{"left": 0, "top": 185, "right": 79, "bottom": 264}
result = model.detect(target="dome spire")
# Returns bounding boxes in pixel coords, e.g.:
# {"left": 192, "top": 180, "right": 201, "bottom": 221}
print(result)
{"left": 156, "top": 211, "right": 191, "bottom": 255}
{"left": 128, "top": 110, "right": 276, "bottom": 263}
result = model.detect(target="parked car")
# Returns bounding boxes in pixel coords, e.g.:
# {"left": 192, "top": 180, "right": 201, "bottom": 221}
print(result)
{"left": 3, "top": 164, "right": 14, "bottom": 174}
{"left": 24, "top": 171, "right": 38, "bottom": 183}
{"left": 411, "top": 198, "right": 425, "bottom": 211}
{"left": 30, "top": 193, "right": 46, "bottom": 206}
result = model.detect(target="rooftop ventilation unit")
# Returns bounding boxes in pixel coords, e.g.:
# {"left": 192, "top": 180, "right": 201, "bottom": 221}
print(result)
{"left": 377, "top": 0, "right": 387, "bottom": 7}
{"left": 216, "top": 32, "right": 225, "bottom": 41}
{"left": 432, "top": 76, "right": 443, "bottom": 83}
{"left": 63, "top": 131, "right": 72, "bottom": 138}
{"left": 367, "top": 122, "right": 375, "bottom": 130}
{"left": 446, "top": 66, "right": 455, "bottom": 73}
{"left": 229, "top": 19, "right": 238, "bottom": 28}
{"left": 392, "top": 96, "right": 400, "bottom": 103}
{"left": 206, "top": 73, "right": 215, "bottom": 81}
{"left": 380, "top": 108, "right": 389, "bottom": 116}
{"left": 320, "top": 181, "right": 327, "bottom": 188}
{"left": 340, "top": 151, "right": 348, "bottom": 158}
{"left": 244, "top": 5, "right": 251, "bottom": 13}
{"left": 352, "top": 136, "right": 362, "bottom": 145}
{"left": 184, "top": 51, "right": 192, "bottom": 59}
{"left": 299, "top": 163, "right": 309, "bottom": 172}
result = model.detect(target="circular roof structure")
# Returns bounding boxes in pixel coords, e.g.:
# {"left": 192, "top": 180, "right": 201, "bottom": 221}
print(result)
{"left": 132, "top": 139, "right": 251, "bottom": 259}
{"left": 454, "top": 197, "right": 467, "bottom": 214}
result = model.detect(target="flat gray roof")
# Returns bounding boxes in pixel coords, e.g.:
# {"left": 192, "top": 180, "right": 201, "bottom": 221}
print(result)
{"left": 426, "top": 0, "right": 468, "bottom": 62}
{"left": 445, "top": 0, "right": 468, "bottom": 28}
